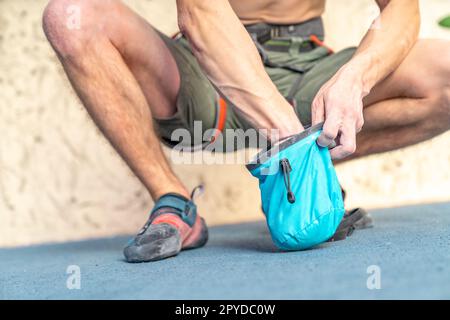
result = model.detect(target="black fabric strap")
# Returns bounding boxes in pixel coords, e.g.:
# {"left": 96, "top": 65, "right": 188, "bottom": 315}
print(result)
{"left": 244, "top": 17, "right": 325, "bottom": 44}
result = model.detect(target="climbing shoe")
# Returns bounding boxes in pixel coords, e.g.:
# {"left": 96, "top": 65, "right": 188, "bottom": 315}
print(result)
{"left": 327, "top": 207, "right": 373, "bottom": 242}
{"left": 124, "top": 187, "right": 208, "bottom": 263}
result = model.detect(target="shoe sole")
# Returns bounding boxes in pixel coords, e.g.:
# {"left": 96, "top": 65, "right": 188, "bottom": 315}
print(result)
{"left": 124, "top": 219, "right": 209, "bottom": 263}
{"left": 124, "top": 224, "right": 182, "bottom": 263}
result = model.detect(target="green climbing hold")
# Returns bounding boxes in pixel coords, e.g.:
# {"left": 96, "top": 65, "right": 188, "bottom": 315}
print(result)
{"left": 438, "top": 15, "right": 450, "bottom": 28}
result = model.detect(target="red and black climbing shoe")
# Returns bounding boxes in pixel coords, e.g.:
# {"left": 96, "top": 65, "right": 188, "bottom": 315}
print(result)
{"left": 124, "top": 187, "right": 208, "bottom": 263}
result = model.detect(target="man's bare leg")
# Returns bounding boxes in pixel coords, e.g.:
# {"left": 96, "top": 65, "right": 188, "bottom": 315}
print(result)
{"left": 353, "top": 96, "right": 449, "bottom": 159}
{"left": 43, "top": 0, "right": 207, "bottom": 262}
{"left": 43, "top": 0, "right": 186, "bottom": 200}
{"left": 343, "top": 39, "right": 450, "bottom": 161}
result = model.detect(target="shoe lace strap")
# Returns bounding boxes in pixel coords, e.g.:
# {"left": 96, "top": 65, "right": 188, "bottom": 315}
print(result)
{"left": 138, "top": 186, "right": 203, "bottom": 235}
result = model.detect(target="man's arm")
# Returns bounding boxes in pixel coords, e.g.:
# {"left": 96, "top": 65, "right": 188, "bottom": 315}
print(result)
{"left": 176, "top": 0, "right": 303, "bottom": 141}
{"left": 312, "top": 0, "right": 420, "bottom": 159}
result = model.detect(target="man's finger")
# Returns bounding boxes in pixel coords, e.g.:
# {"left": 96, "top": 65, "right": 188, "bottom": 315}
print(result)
{"left": 329, "top": 125, "right": 356, "bottom": 160}
{"left": 317, "top": 115, "right": 341, "bottom": 147}
{"left": 311, "top": 95, "right": 325, "bottom": 125}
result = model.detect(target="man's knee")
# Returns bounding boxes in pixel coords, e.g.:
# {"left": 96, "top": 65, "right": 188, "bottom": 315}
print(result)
{"left": 43, "top": 0, "right": 91, "bottom": 55}
{"left": 42, "top": 0, "right": 112, "bottom": 57}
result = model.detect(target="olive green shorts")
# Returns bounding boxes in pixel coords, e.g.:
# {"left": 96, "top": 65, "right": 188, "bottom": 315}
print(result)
{"left": 154, "top": 31, "right": 355, "bottom": 150}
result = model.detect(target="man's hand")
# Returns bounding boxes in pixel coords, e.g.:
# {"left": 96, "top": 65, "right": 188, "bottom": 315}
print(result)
{"left": 311, "top": 63, "right": 366, "bottom": 160}
{"left": 311, "top": 0, "right": 420, "bottom": 160}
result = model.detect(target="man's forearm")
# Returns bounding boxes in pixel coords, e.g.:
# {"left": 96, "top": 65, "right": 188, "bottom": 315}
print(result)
{"left": 347, "top": 0, "right": 420, "bottom": 95}
{"left": 176, "top": 0, "right": 303, "bottom": 139}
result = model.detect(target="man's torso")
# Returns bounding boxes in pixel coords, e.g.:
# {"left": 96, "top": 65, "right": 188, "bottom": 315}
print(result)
{"left": 229, "top": 0, "right": 325, "bottom": 25}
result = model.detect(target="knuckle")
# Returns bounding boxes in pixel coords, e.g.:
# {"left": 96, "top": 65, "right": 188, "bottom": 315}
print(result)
{"left": 323, "top": 130, "right": 336, "bottom": 140}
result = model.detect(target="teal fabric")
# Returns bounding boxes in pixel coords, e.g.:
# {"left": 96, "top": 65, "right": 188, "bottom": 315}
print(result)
{"left": 248, "top": 126, "right": 345, "bottom": 250}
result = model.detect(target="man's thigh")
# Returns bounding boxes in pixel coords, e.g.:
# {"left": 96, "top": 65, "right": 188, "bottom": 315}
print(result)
{"left": 44, "top": 0, "right": 182, "bottom": 119}
{"left": 363, "top": 39, "right": 450, "bottom": 107}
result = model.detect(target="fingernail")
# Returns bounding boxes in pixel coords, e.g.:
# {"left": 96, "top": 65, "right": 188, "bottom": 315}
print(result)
{"left": 316, "top": 140, "right": 327, "bottom": 148}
